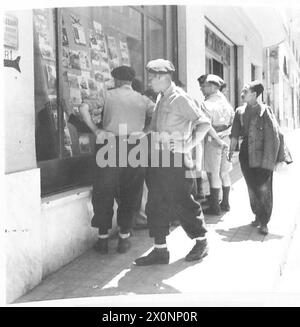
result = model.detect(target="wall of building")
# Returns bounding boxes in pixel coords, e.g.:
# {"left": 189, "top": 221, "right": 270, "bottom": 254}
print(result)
{"left": 4, "top": 10, "right": 36, "bottom": 174}
{"left": 180, "top": 5, "right": 264, "bottom": 107}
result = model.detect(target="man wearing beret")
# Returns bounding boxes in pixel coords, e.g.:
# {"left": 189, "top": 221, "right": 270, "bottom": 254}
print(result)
{"left": 228, "top": 81, "right": 292, "bottom": 235}
{"left": 197, "top": 74, "right": 234, "bottom": 215}
{"left": 134, "top": 59, "right": 225, "bottom": 266}
{"left": 79, "top": 65, "right": 155, "bottom": 254}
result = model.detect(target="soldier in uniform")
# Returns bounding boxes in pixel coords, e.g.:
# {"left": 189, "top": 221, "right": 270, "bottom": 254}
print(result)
{"left": 79, "top": 65, "right": 155, "bottom": 254}
{"left": 197, "top": 74, "right": 234, "bottom": 215}
{"left": 134, "top": 59, "right": 226, "bottom": 266}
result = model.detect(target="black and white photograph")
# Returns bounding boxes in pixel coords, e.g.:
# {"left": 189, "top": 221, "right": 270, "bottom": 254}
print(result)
{"left": 2, "top": 0, "right": 300, "bottom": 313}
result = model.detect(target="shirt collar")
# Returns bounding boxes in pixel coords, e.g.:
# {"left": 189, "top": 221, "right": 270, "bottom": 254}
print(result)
{"left": 119, "top": 84, "right": 132, "bottom": 90}
{"left": 162, "top": 82, "right": 176, "bottom": 98}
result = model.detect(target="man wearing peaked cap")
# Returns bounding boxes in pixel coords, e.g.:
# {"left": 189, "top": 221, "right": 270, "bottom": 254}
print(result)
{"left": 111, "top": 65, "right": 135, "bottom": 81}
{"left": 146, "top": 59, "right": 175, "bottom": 74}
{"left": 79, "top": 65, "right": 155, "bottom": 255}
{"left": 134, "top": 59, "right": 226, "bottom": 266}
{"left": 197, "top": 74, "right": 224, "bottom": 87}
{"left": 198, "top": 73, "right": 234, "bottom": 216}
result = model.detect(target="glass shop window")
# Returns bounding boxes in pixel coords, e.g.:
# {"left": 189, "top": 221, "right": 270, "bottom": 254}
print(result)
{"left": 33, "top": 6, "right": 167, "bottom": 195}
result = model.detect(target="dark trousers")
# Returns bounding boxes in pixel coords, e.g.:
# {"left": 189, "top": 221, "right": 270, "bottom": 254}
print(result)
{"left": 91, "top": 140, "right": 145, "bottom": 234}
{"left": 145, "top": 150, "right": 207, "bottom": 240}
{"left": 239, "top": 140, "right": 273, "bottom": 226}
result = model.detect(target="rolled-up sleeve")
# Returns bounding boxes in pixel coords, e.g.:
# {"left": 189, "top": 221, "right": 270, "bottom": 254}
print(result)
{"left": 143, "top": 95, "right": 155, "bottom": 117}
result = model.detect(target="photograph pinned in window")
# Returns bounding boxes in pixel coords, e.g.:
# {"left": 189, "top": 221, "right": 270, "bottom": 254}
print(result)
{"left": 45, "top": 64, "right": 57, "bottom": 95}
{"left": 79, "top": 134, "right": 92, "bottom": 154}
{"left": 62, "top": 47, "right": 70, "bottom": 68}
{"left": 69, "top": 49, "right": 81, "bottom": 70}
{"left": 67, "top": 72, "right": 82, "bottom": 106}
{"left": 90, "top": 48, "right": 101, "bottom": 66}
{"left": 71, "top": 14, "right": 86, "bottom": 46}
{"left": 107, "top": 35, "right": 120, "bottom": 69}
{"left": 120, "top": 40, "right": 130, "bottom": 66}
{"left": 79, "top": 50, "right": 90, "bottom": 70}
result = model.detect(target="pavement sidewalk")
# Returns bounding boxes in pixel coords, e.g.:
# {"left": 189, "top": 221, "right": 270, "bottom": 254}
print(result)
{"left": 13, "top": 129, "right": 300, "bottom": 306}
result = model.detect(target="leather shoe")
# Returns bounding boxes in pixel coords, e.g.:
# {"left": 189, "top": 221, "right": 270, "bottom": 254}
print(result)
{"left": 258, "top": 225, "right": 269, "bottom": 235}
{"left": 117, "top": 237, "right": 131, "bottom": 254}
{"left": 134, "top": 248, "right": 170, "bottom": 266}
{"left": 185, "top": 239, "right": 208, "bottom": 262}
{"left": 94, "top": 238, "right": 108, "bottom": 254}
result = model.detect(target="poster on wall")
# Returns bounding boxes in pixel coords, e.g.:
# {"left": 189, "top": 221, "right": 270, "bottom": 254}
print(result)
{"left": 69, "top": 50, "right": 81, "bottom": 70}
{"left": 119, "top": 40, "right": 130, "bottom": 66}
{"left": 4, "top": 14, "right": 19, "bottom": 49}
{"left": 71, "top": 14, "right": 86, "bottom": 46}
{"left": 79, "top": 50, "right": 90, "bottom": 70}
{"left": 107, "top": 36, "right": 120, "bottom": 69}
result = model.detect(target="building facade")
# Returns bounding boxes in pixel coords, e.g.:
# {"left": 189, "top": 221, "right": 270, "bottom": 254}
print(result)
{"left": 3, "top": 5, "right": 298, "bottom": 303}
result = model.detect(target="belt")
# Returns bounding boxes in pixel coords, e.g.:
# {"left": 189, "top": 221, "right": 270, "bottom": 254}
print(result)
{"left": 212, "top": 125, "right": 230, "bottom": 133}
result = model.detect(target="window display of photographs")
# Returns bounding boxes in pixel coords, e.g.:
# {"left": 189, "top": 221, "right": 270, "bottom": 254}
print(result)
{"left": 107, "top": 36, "right": 120, "bottom": 69}
{"left": 67, "top": 73, "right": 82, "bottom": 106}
{"left": 62, "top": 47, "right": 70, "bottom": 68}
{"left": 79, "top": 134, "right": 91, "bottom": 154}
{"left": 45, "top": 64, "right": 57, "bottom": 95}
{"left": 79, "top": 50, "right": 90, "bottom": 70}
{"left": 69, "top": 50, "right": 81, "bottom": 70}
{"left": 33, "top": 10, "right": 55, "bottom": 60}
{"left": 120, "top": 40, "right": 130, "bottom": 66}
{"left": 71, "top": 14, "right": 86, "bottom": 46}
{"left": 90, "top": 49, "right": 101, "bottom": 66}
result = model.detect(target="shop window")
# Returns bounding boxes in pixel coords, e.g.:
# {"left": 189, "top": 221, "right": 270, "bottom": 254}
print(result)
{"left": 33, "top": 6, "right": 169, "bottom": 195}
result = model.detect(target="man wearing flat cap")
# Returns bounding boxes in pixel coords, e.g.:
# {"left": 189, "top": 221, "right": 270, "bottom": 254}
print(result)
{"left": 79, "top": 65, "right": 155, "bottom": 254}
{"left": 198, "top": 74, "right": 234, "bottom": 216}
{"left": 134, "top": 59, "right": 224, "bottom": 266}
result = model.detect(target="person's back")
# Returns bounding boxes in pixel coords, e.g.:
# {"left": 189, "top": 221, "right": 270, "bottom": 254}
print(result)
{"left": 203, "top": 90, "right": 234, "bottom": 129}
{"left": 103, "top": 86, "right": 153, "bottom": 135}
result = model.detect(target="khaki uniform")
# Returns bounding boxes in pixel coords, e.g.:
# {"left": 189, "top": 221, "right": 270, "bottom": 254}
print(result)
{"left": 201, "top": 91, "right": 234, "bottom": 173}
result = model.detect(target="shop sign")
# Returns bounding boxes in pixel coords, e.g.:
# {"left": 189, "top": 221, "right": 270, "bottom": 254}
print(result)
{"left": 205, "top": 26, "right": 230, "bottom": 65}
{"left": 4, "top": 14, "right": 18, "bottom": 49}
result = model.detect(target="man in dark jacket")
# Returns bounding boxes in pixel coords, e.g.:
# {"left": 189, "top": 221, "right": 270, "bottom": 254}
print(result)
{"left": 228, "top": 81, "right": 291, "bottom": 235}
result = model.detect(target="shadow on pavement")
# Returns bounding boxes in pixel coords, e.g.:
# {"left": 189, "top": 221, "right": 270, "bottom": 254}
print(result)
{"left": 94, "top": 258, "right": 202, "bottom": 297}
{"left": 215, "top": 224, "right": 283, "bottom": 242}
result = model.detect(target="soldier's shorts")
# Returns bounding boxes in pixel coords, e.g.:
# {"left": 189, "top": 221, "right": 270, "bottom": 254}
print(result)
{"left": 204, "top": 135, "right": 232, "bottom": 174}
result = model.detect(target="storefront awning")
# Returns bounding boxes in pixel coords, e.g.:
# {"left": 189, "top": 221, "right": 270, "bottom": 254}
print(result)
{"left": 243, "top": 7, "right": 286, "bottom": 47}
